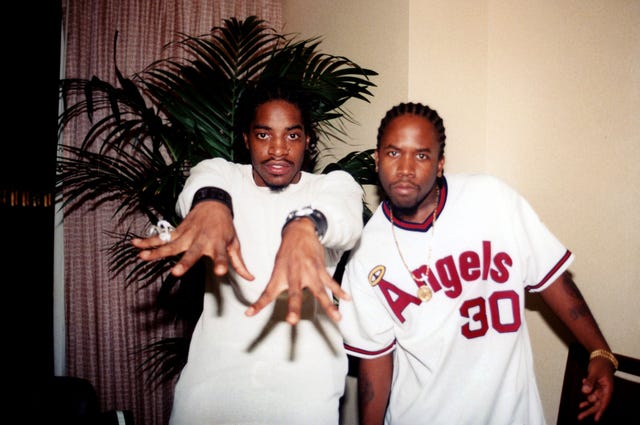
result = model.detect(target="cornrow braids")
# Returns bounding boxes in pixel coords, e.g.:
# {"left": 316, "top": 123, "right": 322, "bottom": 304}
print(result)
{"left": 376, "top": 102, "right": 446, "bottom": 158}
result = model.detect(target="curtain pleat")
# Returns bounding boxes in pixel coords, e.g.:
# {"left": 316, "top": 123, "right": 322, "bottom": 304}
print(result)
{"left": 61, "top": 2, "right": 282, "bottom": 424}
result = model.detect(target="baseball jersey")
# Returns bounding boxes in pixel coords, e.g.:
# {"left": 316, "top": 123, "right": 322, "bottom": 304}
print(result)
{"left": 169, "top": 158, "right": 364, "bottom": 425}
{"left": 339, "top": 173, "right": 573, "bottom": 425}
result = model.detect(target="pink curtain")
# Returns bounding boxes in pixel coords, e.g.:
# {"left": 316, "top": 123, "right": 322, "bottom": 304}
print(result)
{"left": 61, "top": 2, "right": 282, "bottom": 424}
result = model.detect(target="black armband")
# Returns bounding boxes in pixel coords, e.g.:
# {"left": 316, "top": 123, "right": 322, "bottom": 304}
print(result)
{"left": 191, "top": 187, "right": 233, "bottom": 217}
{"left": 283, "top": 206, "right": 328, "bottom": 240}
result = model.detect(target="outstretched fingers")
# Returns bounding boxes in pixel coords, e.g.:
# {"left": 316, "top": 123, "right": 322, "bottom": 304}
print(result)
{"left": 226, "top": 237, "right": 254, "bottom": 281}
{"left": 245, "top": 272, "right": 351, "bottom": 325}
{"left": 133, "top": 230, "right": 185, "bottom": 264}
{"left": 132, "top": 203, "right": 252, "bottom": 280}
{"left": 245, "top": 283, "right": 281, "bottom": 319}
{"left": 244, "top": 280, "right": 306, "bottom": 325}
{"left": 285, "top": 286, "right": 304, "bottom": 325}
{"left": 170, "top": 242, "right": 208, "bottom": 276}
{"left": 306, "top": 275, "right": 350, "bottom": 323}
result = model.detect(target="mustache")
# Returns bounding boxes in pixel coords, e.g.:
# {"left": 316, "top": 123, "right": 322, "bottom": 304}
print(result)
{"left": 389, "top": 179, "right": 419, "bottom": 189}
{"left": 261, "top": 158, "right": 294, "bottom": 166}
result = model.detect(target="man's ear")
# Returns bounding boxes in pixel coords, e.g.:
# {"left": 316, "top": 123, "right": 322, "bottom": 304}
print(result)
{"left": 374, "top": 150, "right": 379, "bottom": 172}
{"left": 305, "top": 134, "right": 310, "bottom": 150}
{"left": 243, "top": 133, "right": 249, "bottom": 149}
{"left": 437, "top": 155, "right": 445, "bottom": 177}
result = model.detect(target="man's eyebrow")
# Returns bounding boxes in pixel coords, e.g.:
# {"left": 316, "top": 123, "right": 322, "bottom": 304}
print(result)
{"left": 383, "top": 143, "right": 433, "bottom": 152}
{"left": 250, "top": 124, "right": 303, "bottom": 131}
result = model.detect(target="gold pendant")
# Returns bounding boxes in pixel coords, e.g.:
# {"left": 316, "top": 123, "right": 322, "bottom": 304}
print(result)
{"left": 417, "top": 285, "right": 432, "bottom": 302}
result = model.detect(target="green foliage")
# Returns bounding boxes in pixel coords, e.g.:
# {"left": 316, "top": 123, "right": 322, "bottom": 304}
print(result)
{"left": 57, "top": 16, "right": 377, "bottom": 383}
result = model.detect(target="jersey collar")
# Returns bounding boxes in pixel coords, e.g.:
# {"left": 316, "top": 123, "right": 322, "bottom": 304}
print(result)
{"left": 382, "top": 176, "right": 448, "bottom": 232}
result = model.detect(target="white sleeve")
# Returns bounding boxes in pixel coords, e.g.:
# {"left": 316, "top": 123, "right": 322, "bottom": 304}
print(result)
{"left": 339, "top": 248, "right": 397, "bottom": 359}
{"left": 307, "top": 170, "right": 364, "bottom": 251}
{"left": 509, "top": 184, "right": 574, "bottom": 292}
{"left": 175, "top": 158, "right": 236, "bottom": 218}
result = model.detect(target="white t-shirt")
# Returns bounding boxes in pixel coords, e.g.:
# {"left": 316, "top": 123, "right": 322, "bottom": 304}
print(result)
{"left": 170, "top": 158, "right": 364, "bottom": 425}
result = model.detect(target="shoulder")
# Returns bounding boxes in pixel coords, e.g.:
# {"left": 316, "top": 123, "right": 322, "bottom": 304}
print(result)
{"left": 189, "top": 158, "right": 251, "bottom": 178}
{"left": 359, "top": 203, "right": 388, "bottom": 237}
{"left": 445, "top": 173, "right": 520, "bottom": 200}
{"left": 444, "top": 174, "right": 539, "bottom": 225}
{"left": 302, "top": 169, "right": 362, "bottom": 193}
{"left": 192, "top": 156, "right": 231, "bottom": 168}
{"left": 347, "top": 209, "right": 387, "bottom": 263}
{"left": 446, "top": 173, "right": 510, "bottom": 188}
{"left": 191, "top": 157, "right": 238, "bottom": 171}
{"left": 305, "top": 169, "right": 358, "bottom": 183}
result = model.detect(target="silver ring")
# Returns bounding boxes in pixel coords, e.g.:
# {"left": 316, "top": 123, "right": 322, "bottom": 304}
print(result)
{"left": 148, "top": 219, "right": 175, "bottom": 242}
{"left": 159, "top": 231, "right": 172, "bottom": 242}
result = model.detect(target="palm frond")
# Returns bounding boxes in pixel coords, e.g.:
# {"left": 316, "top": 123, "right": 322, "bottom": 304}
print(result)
{"left": 137, "top": 337, "right": 189, "bottom": 387}
{"left": 56, "top": 144, "right": 183, "bottom": 222}
{"left": 322, "top": 149, "right": 377, "bottom": 185}
{"left": 322, "top": 149, "right": 378, "bottom": 221}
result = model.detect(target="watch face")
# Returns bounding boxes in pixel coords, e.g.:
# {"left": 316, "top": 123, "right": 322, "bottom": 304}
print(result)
{"left": 285, "top": 207, "right": 326, "bottom": 239}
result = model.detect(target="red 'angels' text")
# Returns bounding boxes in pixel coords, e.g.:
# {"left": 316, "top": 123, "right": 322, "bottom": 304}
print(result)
{"left": 370, "top": 240, "right": 521, "bottom": 338}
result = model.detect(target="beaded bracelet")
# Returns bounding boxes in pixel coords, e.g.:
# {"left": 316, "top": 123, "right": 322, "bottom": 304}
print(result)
{"left": 589, "top": 349, "right": 619, "bottom": 370}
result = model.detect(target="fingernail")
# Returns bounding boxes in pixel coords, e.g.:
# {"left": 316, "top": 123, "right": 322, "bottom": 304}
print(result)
{"left": 286, "top": 313, "right": 299, "bottom": 325}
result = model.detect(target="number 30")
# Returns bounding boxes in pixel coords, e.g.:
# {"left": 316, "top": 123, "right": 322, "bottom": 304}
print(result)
{"left": 459, "top": 290, "right": 521, "bottom": 339}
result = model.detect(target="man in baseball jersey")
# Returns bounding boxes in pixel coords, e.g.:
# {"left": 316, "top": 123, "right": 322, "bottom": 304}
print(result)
{"left": 133, "top": 83, "right": 363, "bottom": 424}
{"left": 338, "top": 102, "right": 615, "bottom": 425}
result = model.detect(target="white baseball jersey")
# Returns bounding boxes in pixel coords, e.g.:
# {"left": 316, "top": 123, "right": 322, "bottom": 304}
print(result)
{"left": 170, "top": 158, "right": 364, "bottom": 425}
{"left": 339, "top": 174, "right": 573, "bottom": 425}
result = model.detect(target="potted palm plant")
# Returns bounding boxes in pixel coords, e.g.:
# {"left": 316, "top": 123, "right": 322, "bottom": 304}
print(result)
{"left": 57, "top": 15, "right": 377, "bottom": 383}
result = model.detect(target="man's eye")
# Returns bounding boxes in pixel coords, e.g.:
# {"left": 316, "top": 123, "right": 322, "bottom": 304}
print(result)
{"left": 256, "top": 133, "right": 268, "bottom": 140}
{"left": 388, "top": 151, "right": 399, "bottom": 157}
{"left": 417, "top": 153, "right": 428, "bottom": 160}
{"left": 288, "top": 133, "right": 301, "bottom": 140}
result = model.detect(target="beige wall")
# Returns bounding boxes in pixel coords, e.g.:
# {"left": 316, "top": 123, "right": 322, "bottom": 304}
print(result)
{"left": 283, "top": 0, "right": 410, "bottom": 163}
{"left": 285, "top": 1, "right": 640, "bottom": 423}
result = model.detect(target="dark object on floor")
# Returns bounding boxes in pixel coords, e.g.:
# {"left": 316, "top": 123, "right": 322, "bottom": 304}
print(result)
{"left": 28, "top": 376, "right": 134, "bottom": 425}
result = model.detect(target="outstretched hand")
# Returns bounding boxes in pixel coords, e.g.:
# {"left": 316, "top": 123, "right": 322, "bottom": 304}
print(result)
{"left": 577, "top": 357, "right": 615, "bottom": 421}
{"left": 131, "top": 201, "right": 254, "bottom": 281}
{"left": 244, "top": 218, "right": 351, "bottom": 325}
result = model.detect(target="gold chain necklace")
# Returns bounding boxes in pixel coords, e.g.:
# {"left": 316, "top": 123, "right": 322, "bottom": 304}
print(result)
{"left": 390, "top": 186, "right": 439, "bottom": 303}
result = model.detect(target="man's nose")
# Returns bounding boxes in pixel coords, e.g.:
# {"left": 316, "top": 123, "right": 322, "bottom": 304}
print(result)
{"left": 268, "top": 137, "right": 289, "bottom": 156}
{"left": 397, "top": 156, "right": 415, "bottom": 176}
